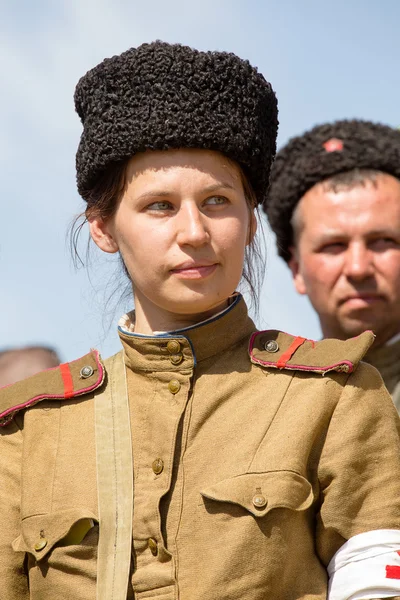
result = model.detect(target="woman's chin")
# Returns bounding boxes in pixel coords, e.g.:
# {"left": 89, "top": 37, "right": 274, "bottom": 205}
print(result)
{"left": 164, "top": 295, "right": 229, "bottom": 318}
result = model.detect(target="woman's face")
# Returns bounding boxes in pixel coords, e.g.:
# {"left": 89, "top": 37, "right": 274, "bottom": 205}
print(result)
{"left": 90, "top": 148, "right": 255, "bottom": 330}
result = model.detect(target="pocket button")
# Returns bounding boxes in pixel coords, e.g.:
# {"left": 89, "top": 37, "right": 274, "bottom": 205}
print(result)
{"left": 252, "top": 494, "right": 267, "bottom": 508}
{"left": 34, "top": 539, "right": 48, "bottom": 552}
{"left": 148, "top": 538, "right": 158, "bottom": 556}
{"left": 168, "top": 379, "right": 181, "bottom": 394}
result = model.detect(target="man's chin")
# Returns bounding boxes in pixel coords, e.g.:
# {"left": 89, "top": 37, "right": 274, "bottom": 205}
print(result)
{"left": 338, "top": 315, "right": 381, "bottom": 338}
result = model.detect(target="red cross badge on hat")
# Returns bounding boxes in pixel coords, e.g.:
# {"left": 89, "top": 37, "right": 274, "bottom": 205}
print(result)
{"left": 323, "top": 138, "right": 344, "bottom": 152}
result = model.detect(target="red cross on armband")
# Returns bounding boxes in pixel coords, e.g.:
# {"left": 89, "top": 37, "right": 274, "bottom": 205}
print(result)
{"left": 386, "top": 550, "right": 400, "bottom": 579}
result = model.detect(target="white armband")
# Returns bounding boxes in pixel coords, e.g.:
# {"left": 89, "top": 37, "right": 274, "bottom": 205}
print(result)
{"left": 328, "top": 529, "right": 400, "bottom": 600}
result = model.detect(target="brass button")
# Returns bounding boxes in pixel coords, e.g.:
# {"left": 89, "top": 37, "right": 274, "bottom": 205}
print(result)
{"left": 264, "top": 340, "right": 279, "bottom": 353}
{"left": 170, "top": 353, "right": 183, "bottom": 365}
{"left": 152, "top": 458, "right": 164, "bottom": 475}
{"left": 34, "top": 539, "right": 48, "bottom": 552}
{"left": 80, "top": 365, "right": 94, "bottom": 378}
{"left": 252, "top": 494, "right": 267, "bottom": 508}
{"left": 166, "top": 340, "right": 181, "bottom": 354}
{"left": 148, "top": 537, "right": 158, "bottom": 556}
{"left": 168, "top": 379, "right": 181, "bottom": 394}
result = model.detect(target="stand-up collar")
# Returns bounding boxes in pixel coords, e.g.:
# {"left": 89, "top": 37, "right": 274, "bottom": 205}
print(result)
{"left": 118, "top": 295, "right": 256, "bottom": 372}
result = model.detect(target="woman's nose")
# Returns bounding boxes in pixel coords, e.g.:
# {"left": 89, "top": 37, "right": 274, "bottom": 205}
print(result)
{"left": 176, "top": 204, "right": 210, "bottom": 247}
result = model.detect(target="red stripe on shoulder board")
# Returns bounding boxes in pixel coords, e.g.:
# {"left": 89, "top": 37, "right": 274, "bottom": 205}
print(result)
{"left": 276, "top": 337, "right": 307, "bottom": 369}
{"left": 59, "top": 363, "right": 74, "bottom": 399}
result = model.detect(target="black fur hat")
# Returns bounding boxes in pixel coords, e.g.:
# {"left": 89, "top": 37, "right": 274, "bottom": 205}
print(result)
{"left": 75, "top": 41, "right": 278, "bottom": 204}
{"left": 265, "top": 119, "right": 400, "bottom": 262}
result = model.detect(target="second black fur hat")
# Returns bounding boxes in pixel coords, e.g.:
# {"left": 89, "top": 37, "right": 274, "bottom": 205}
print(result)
{"left": 265, "top": 119, "right": 400, "bottom": 262}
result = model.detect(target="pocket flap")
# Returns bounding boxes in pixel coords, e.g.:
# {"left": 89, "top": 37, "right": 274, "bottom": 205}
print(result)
{"left": 200, "top": 471, "right": 313, "bottom": 517}
{"left": 12, "top": 508, "right": 98, "bottom": 561}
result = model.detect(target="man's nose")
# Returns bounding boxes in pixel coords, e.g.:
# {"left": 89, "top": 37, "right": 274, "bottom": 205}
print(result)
{"left": 343, "top": 244, "right": 374, "bottom": 281}
{"left": 176, "top": 204, "right": 210, "bottom": 247}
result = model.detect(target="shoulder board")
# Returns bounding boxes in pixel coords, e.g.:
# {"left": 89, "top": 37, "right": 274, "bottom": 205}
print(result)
{"left": 0, "top": 350, "right": 105, "bottom": 427}
{"left": 249, "top": 330, "right": 375, "bottom": 375}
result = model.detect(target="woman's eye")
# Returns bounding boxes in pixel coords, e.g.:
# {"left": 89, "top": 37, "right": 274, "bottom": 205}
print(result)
{"left": 147, "top": 201, "right": 173, "bottom": 211}
{"left": 204, "top": 196, "right": 228, "bottom": 206}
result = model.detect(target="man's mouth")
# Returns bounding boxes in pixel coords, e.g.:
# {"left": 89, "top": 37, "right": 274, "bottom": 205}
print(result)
{"left": 340, "top": 293, "right": 384, "bottom": 308}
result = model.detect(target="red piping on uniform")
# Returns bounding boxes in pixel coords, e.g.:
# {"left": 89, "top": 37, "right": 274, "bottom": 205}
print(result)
{"left": 251, "top": 356, "right": 354, "bottom": 373}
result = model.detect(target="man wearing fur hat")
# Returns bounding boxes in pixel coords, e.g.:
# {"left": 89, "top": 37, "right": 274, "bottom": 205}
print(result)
{"left": 265, "top": 120, "right": 400, "bottom": 410}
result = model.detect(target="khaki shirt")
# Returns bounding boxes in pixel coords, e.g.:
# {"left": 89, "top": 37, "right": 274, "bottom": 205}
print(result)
{"left": 365, "top": 337, "right": 400, "bottom": 413}
{"left": 1, "top": 297, "right": 400, "bottom": 599}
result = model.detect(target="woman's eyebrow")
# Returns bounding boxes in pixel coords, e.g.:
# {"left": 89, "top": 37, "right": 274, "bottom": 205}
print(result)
{"left": 135, "top": 190, "right": 172, "bottom": 201}
{"left": 201, "top": 182, "right": 236, "bottom": 193}
{"left": 135, "top": 182, "right": 236, "bottom": 202}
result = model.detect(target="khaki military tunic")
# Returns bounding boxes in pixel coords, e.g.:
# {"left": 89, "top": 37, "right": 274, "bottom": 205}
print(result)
{"left": 1, "top": 296, "right": 400, "bottom": 599}
{"left": 365, "top": 337, "right": 400, "bottom": 413}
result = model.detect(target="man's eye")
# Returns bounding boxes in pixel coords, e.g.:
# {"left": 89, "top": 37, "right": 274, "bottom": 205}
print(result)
{"left": 204, "top": 196, "right": 228, "bottom": 206}
{"left": 370, "top": 238, "right": 399, "bottom": 250}
{"left": 319, "top": 242, "right": 346, "bottom": 254}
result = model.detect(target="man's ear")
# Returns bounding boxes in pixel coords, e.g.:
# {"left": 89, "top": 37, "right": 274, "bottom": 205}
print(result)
{"left": 89, "top": 217, "right": 119, "bottom": 254}
{"left": 288, "top": 246, "right": 307, "bottom": 295}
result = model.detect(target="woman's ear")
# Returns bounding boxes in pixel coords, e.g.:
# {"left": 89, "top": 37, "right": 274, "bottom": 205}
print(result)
{"left": 89, "top": 217, "right": 119, "bottom": 254}
{"left": 246, "top": 211, "right": 258, "bottom": 246}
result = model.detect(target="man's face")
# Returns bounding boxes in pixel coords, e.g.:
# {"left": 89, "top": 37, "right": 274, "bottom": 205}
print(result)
{"left": 289, "top": 173, "right": 400, "bottom": 345}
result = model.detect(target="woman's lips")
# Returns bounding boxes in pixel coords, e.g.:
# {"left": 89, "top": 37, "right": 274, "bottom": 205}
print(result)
{"left": 170, "top": 264, "right": 218, "bottom": 279}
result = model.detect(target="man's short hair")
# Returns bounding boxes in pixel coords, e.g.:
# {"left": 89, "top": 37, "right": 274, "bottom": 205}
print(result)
{"left": 290, "top": 167, "right": 381, "bottom": 244}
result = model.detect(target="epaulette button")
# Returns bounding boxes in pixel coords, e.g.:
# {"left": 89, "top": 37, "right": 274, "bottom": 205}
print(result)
{"left": 80, "top": 365, "right": 94, "bottom": 379}
{"left": 264, "top": 340, "right": 279, "bottom": 353}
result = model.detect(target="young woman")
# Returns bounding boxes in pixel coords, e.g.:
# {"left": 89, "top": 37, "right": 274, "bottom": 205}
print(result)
{"left": 1, "top": 41, "right": 400, "bottom": 600}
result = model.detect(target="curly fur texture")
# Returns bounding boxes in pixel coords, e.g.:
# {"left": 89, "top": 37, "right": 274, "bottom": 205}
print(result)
{"left": 75, "top": 41, "right": 278, "bottom": 204}
{"left": 265, "top": 119, "right": 400, "bottom": 262}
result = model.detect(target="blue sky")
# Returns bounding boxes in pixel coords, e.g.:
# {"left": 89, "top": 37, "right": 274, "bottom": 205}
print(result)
{"left": 1, "top": 0, "right": 400, "bottom": 361}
